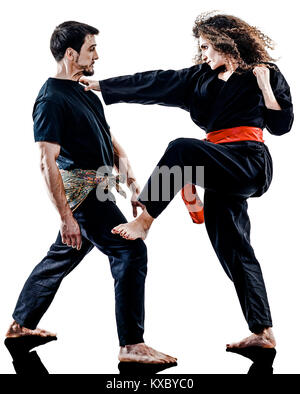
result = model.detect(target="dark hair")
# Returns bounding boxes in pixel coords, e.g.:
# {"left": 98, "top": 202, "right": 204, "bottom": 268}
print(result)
{"left": 50, "top": 21, "right": 99, "bottom": 62}
{"left": 192, "top": 11, "right": 276, "bottom": 71}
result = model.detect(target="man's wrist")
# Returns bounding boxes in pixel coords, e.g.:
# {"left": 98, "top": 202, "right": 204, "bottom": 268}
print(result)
{"left": 127, "top": 177, "right": 137, "bottom": 187}
{"left": 60, "top": 208, "right": 73, "bottom": 221}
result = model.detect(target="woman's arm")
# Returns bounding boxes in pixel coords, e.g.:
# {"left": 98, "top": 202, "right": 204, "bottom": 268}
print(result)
{"left": 253, "top": 66, "right": 281, "bottom": 110}
{"left": 253, "top": 65, "right": 294, "bottom": 135}
{"left": 80, "top": 65, "right": 201, "bottom": 111}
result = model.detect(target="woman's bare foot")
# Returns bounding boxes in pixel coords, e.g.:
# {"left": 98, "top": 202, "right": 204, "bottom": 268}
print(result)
{"left": 6, "top": 321, "right": 56, "bottom": 339}
{"left": 112, "top": 208, "right": 154, "bottom": 241}
{"left": 226, "top": 328, "right": 276, "bottom": 349}
{"left": 119, "top": 343, "right": 177, "bottom": 364}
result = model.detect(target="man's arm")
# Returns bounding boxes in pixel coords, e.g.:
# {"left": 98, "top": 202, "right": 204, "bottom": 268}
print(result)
{"left": 38, "top": 141, "right": 82, "bottom": 250}
{"left": 111, "top": 134, "right": 144, "bottom": 217}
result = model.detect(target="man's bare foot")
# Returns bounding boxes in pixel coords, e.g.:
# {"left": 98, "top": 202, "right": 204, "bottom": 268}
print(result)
{"left": 119, "top": 343, "right": 177, "bottom": 364}
{"left": 226, "top": 328, "right": 276, "bottom": 349}
{"left": 6, "top": 321, "right": 56, "bottom": 339}
{"left": 112, "top": 208, "right": 154, "bottom": 241}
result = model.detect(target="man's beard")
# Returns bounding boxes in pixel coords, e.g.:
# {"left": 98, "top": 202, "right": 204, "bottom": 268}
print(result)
{"left": 75, "top": 57, "right": 94, "bottom": 76}
{"left": 82, "top": 68, "right": 94, "bottom": 76}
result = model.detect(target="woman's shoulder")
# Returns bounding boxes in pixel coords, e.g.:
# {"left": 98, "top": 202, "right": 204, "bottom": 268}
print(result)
{"left": 261, "top": 62, "right": 291, "bottom": 90}
{"left": 184, "top": 62, "right": 212, "bottom": 80}
{"left": 174, "top": 63, "right": 211, "bottom": 84}
{"left": 259, "top": 61, "right": 281, "bottom": 73}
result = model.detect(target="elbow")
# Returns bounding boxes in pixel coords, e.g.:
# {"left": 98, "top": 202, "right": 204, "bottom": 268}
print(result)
{"left": 266, "top": 113, "right": 294, "bottom": 136}
{"left": 269, "top": 129, "right": 290, "bottom": 136}
{"left": 37, "top": 141, "right": 61, "bottom": 173}
{"left": 267, "top": 124, "right": 293, "bottom": 136}
{"left": 40, "top": 157, "right": 48, "bottom": 174}
{"left": 39, "top": 154, "right": 55, "bottom": 173}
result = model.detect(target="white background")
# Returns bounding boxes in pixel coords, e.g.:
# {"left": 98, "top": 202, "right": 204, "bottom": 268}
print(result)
{"left": 0, "top": 0, "right": 299, "bottom": 374}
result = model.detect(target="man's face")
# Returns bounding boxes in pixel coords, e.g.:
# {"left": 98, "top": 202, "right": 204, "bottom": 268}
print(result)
{"left": 74, "top": 34, "right": 99, "bottom": 76}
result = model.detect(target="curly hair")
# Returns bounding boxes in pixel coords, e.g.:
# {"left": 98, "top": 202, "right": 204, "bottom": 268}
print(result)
{"left": 192, "top": 11, "right": 276, "bottom": 71}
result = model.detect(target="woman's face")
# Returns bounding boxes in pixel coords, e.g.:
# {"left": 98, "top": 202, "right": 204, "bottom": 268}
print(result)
{"left": 199, "top": 36, "right": 226, "bottom": 70}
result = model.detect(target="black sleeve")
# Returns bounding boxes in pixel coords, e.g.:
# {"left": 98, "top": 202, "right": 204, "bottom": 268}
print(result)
{"left": 33, "top": 99, "right": 65, "bottom": 144}
{"left": 265, "top": 67, "right": 294, "bottom": 136}
{"left": 99, "top": 65, "right": 200, "bottom": 111}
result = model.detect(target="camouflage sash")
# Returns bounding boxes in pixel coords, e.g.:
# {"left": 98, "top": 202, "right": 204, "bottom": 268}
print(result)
{"left": 60, "top": 169, "right": 126, "bottom": 212}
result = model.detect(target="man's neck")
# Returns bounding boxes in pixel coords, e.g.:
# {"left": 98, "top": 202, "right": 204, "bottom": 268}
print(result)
{"left": 55, "top": 63, "right": 83, "bottom": 81}
{"left": 54, "top": 71, "right": 83, "bottom": 81}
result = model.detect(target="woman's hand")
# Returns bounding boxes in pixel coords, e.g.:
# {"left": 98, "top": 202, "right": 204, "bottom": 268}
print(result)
{"left": 79, "top": 77, "right": 100, "bottom": 91}
{"left": 253, "top": 65, "right": 271, "bottom": 92}
{"left": 253, "top": 66, "right": 281, "bottom": 110}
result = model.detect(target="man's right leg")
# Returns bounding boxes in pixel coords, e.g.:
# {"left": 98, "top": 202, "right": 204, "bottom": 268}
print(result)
{"left": 10, "top": 232, "right": 94, "bottom": 331}
{"left": 74, "top": 189, "right": 176, "bottom": 364}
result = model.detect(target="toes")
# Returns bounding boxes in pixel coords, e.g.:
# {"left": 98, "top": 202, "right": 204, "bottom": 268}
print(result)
{"left": 112, "top": 224, "right": 125, "bottom": 234}
{"left": 120, "top": 231, "right": 136, "bottom": 241}
{"left": 162, "top": 355, "right": 177, "bottom": 363}
{"left": 40, "top": 332, "right": 49, "bottom": 338}
{"left": 153, "top": 357, "right": 167, "bottom": 364}
{"left": 167, "top": 356, "right": 177, "bottom": 363}
{"left": 31, "top": 329, "right": 56, "bottom": 338}
{"left": 226, "top": 342, "right": 238, "bottom": 348}
{"left": 147, "top": 348, "right": 177, "bottom": 363}
{"left": 119, "top": 230, "right": 129, "bottom": 238}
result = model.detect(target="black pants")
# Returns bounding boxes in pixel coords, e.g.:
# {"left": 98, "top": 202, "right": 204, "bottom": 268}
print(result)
{"left": 13, "top": 189, "right": 147, "bottom": 346}
{"left": 139, "top": 138, "right": 273, "bottom": 333}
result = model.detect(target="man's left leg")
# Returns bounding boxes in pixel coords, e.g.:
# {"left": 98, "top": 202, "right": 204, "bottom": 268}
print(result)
{"left": 203, "top": 190, "right": 275, "bottom": 347}
{"left": 9, "top": 233, "right": 94, "bottom": 332}
{"left": 5, "top": 233, "right": 94, "bottom": 372}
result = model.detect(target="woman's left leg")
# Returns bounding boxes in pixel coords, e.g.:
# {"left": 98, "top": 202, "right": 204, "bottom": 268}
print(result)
{"left": 203, "top": 190, "right": 273, "bottom": 337}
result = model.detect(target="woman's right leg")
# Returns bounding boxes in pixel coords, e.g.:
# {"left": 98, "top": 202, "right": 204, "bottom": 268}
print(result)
{"left": 112, "top": 138, "right": 260, "bottom": 239}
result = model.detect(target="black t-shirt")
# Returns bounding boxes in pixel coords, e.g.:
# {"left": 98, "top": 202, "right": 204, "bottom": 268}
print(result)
{"left": 33, "top": 78, "right": 114, "bottom": 172}
{"left": 99, "top": 62, "right": 293, "bottom": 136}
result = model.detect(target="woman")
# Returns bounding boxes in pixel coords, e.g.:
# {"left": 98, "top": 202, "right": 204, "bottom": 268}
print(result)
{"left": 81, "top": 12, "right": 293, "bottom": 371}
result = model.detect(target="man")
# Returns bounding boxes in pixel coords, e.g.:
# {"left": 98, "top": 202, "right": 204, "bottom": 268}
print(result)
{"left": 5, "top": 21, "right": 176, "bottom": 373}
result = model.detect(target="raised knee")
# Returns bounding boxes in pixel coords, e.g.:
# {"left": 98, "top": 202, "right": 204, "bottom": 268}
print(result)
{"left": 166, "top": 137, "right": 200, "bottom": 153}
{"left": 167, "top": 137, "right": 188, "bottom": 150}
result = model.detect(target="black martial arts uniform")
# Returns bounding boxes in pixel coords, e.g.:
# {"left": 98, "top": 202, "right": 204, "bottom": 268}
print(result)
{"left": 13, "top": 78, "right": 147, "bottom": 346}
{"left": 99, "top": 62, "right": 293, "bottom": 333}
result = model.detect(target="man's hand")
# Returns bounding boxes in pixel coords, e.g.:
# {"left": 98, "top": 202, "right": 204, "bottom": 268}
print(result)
{"left": 129, "top": 181, "right": 145, "bottom": 218}
{"left": 79, "top": 77, "right": 100, "bottom": 91}
{"left": 60, "top": 214, "right": 82, "bottom": 250}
